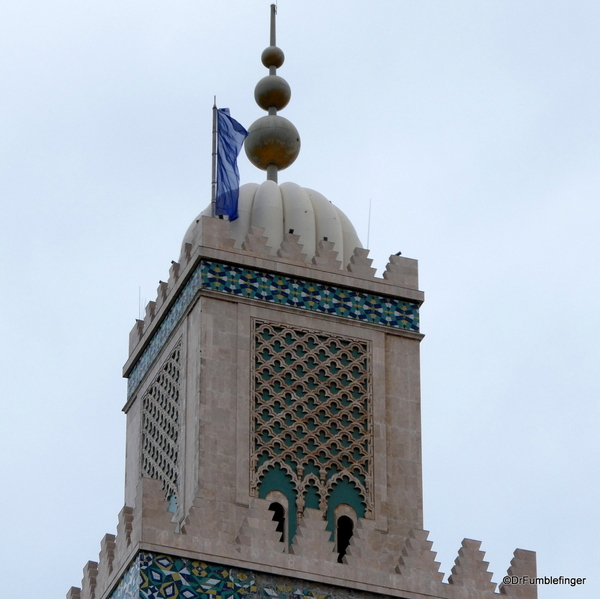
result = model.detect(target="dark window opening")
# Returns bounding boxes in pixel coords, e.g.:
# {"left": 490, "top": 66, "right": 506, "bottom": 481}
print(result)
{"left": 336, "top": 515, "right": 354, "bottom": 563}
{"left": 269, "top": 502, "right": 285, "bottom": 543}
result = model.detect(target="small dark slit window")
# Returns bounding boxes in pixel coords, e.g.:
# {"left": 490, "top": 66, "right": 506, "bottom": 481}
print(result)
{"left": 336, "top": 515, "right": 354, "bottom": 563}
{"left": 269, "top": 502, "right": 285, "bottom": 543}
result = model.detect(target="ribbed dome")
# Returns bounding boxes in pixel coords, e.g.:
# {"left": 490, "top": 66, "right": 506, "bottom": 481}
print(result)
{"left": 183, "top": 181, "right": 362, "bottom": 269}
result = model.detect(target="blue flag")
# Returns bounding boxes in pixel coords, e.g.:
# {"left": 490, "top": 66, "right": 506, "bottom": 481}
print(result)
{"left": 215, "top": 108, "right": 248, "bottom": 221}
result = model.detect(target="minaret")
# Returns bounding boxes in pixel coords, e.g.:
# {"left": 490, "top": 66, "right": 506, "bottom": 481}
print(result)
{"left": 68, "top": 6, "right": 537, "bottom": 599}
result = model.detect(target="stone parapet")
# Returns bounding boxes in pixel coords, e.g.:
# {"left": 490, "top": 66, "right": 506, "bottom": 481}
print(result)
{"left": 125, "top": 215, "right": 424, "bottom": 370}
{"left": 68, "top": 478, "right": 536, "bottom": 599}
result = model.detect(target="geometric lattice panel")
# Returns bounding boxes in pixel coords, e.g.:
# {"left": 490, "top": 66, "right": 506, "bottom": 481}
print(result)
{"left": 251, "top": 320, "right": 373, "bottom": 516}
{"left": 141, "top": 341, "right": 181, "bottom": 501}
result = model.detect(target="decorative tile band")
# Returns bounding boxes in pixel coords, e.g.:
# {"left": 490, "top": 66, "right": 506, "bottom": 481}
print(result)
{"left": 127, "top": 260, "right": 419, "bottom": 398}
{"left": 109, "top": 551, "right": 338, "bottom": 599}
{"left": 109, "top": 555, "right": 140, "bottom": 599}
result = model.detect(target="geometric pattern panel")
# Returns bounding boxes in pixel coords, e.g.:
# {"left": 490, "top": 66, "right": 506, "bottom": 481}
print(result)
{"left": 201, "top": 261, "right": 419, "bottom": 332}
{"left": 109, "top": 555, "right": 140, "bottom": 599}
{"left": 110, "top": 551, "right": 338, "bottom": 599}
{"left": 127, "top": 259, "right": 419, "bottom": 397}
{"left": 251, "top": 320, "right": 373, "bottom": 516}
{"left": 140, "top": 341, "right": 181, "bottom": 501}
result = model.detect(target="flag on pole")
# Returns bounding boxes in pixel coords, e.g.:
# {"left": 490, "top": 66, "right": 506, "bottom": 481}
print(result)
{"left": 215, "top": 108, "right": 248, "bottom": 221}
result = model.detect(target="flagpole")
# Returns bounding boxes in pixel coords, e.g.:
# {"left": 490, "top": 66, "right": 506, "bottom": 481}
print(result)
{"left": 211, "top": 97, "right": 217, "bottom": 217}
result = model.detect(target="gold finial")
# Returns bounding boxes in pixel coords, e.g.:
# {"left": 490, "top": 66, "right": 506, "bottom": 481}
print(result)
{"left": 244, "top": 4, "right": 301, "bottom": 182}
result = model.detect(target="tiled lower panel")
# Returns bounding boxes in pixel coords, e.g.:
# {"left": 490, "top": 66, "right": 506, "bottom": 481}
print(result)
{"left": 109, "top": 552, "right": 391, "bottom": 599}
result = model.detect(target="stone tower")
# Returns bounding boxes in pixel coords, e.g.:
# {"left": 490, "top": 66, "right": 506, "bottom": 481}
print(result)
{"left": 68, "top": 6, "right": 537, "bottom": 599}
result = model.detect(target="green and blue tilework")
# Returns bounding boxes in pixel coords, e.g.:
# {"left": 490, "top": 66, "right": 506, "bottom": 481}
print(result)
{"left": 109, "top": 552, "right": 333, "bottom": 599}
{"left": 128, "top": 260, "right": 419, "bottom": 397}
{"left": 110, "top": 556, "right": 140, "bottom": 599}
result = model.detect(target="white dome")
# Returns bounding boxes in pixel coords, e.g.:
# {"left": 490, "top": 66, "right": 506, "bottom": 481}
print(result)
{"left": 183, "top": 181, "right": 362, "bottom": 268}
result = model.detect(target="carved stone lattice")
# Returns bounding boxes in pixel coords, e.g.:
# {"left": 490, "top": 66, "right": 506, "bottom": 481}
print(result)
{"left": 251, "top": 320, "right": 373, "bottom": 516}
{"left": 141, "top": 341, "right": 181, "bottom": 500}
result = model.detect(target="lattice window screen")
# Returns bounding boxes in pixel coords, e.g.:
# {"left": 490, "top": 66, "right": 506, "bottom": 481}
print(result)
{"left": 251, "top": 320, "right": 373, "bottom": 516}
{"left": 141, "top": 341, "right": 181, "bottom": 500}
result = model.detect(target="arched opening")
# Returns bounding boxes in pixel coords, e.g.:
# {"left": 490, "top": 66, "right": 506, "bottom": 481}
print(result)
{"left": 268, "top": 501, "right": 286, "bottom": 543}
{"left": 259, "top": 467, "right": 296, "bottom": 544}
{"left": 336, "top": 515, "right": 354, "bottom": 563}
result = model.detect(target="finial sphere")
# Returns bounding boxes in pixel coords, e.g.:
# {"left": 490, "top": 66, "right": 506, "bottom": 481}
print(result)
{"left": 254, "top": 75, "right": 291, "bottom": 111}
{"left": 261, "top": 45, "right": 285, "bottom": 68}
{"left": 244, "top": 115, "right": 301, "bottom": 170}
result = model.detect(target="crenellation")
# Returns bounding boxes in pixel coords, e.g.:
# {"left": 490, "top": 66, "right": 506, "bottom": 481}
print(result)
{"left": 277, "top": 231, "right": 308, "bottom": 263}
{"left": 345, "top": 518, "right": 400, "bottom": 573}
{"left": 234, "top": 498, "right": 286, "bottom": 555}
{"left": 143, "top": 300, "right": 156, "bottom": 329}
{"left": 95, "top": 533, "right": 116, "bottom": 598}
{"left": 128, "top": 319, "right": 144, "bottom": 354}
{"left": 167, "top": 260, "right": 180, "bottom": 290}
{"left": 499, "top": 549, "right": 537, "bottom": 598}
{"left": 66, "top": 587, "right": 81, "bottom": 599}
{"left": 447, "top": 539, "right": 497, "bottom": 598}
{"left": 347, "top": 247, "right": 377, "bottom": 279}
{"left": 383, "top": 254, "right": 419, "bottom": 290}
{"left": 113, "top": 506, "right": 133, "bottom": 574}
{"left": 155, "top": 280, "right": 168, "bottom": 309}
{"left": 179, "top": 241, "right": 192, "bottom": 268}
{"left": 312, "top": 239, "right": 342, "bottom": 271}
{"left": 200, "top": 214, "right": 237, "bottom": 250}
{"left": 289, "top": 508, "right": 336, "bottom": 561}
{"left": 80, "top": 560, "right": 98, "bottom": 599}
{"left": 395, "top": 529, "right": 446, "bottom": 597}
{"left": 242, "top": 225, "right": 273, "bottom": 256}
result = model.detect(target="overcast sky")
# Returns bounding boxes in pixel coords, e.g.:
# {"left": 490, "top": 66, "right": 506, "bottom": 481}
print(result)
{"left": 1, "top": 1, "right": 599, "bottom": 598}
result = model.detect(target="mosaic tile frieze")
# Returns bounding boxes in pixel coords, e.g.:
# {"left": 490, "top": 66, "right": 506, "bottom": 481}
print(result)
{"left": 251, "top": 320, "right": 373, "bottom": 516}
{"left": 109, "top": 550, "right": 408, "bottom": 599}
{"left": 109, "top": 556, "right": 140, "bottom": 599}
{"left": 128, "top": 259, "right": 419, "bottom": 397}
{"left": 141, "top": 341, "right": 181, "bottom": 500}
{"left": 111, "top": 552, "right": 340, "bottom": 599}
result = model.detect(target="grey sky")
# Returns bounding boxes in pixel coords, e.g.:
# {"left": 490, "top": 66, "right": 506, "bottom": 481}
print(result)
{"left": 1, "top": 1, "right": 598, "bottom": 597}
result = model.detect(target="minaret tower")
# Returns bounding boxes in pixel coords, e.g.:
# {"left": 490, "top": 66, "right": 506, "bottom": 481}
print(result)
{"left": 68, "top": 6, "right": 537, "bottom": 599}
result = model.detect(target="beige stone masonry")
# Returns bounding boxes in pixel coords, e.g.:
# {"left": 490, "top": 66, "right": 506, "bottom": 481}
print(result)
{"left": 80, "top": 560, "right": 98, "bottom": 599}
{"left": 95, "top": 534, "right": 116, "bottom": 599}
{"left": 168, "top": 260, "right": 180, "bottom": 288}
{"left": 143, "top": 301, "right": 156, "bottom": 330}
{"left": 234, "top": 497, "right": 286, "bottom": 557}
{"left": 498, "top": 549, "right": 538, "bottom": 598}
{"left": 394, "top": 529, "right": 446, "bottom": 597}
{"left": 128, "top": 319, "right": 144, "bottom": 354}
{"left": 345, "top": 517, "right": 401, "bottom": 572}
{"left": 242, "top": 226, "right": 273, "bottom": 256}
{"left": 132, "top": 477, "right": 177, "bottom": 548}
{"left": 383, "top": 255, "right": 419, "bottom": 290}
{"left": 113, "top": 506, "right": 133, "bottom": 575}
{"left": 179, "top": 241, "right": 192, "bottom": 268}
{"left": 312, "top": 239, "right": 342, "bottom": 271}
{"left": 156, "top": 281, "right": 169, "bottom": 310}
{"left": 180, "top": 496, "right": 238, "bottom": 552}
{"left": 289, "top": 508, "right": 336, "bottom": 561}
{"left": 347, "top": 247, "right": 377, "bottom": 279}
{"left": 447, "top": 539, "right": 497, "bottom": 598}
{"left": 277, "top": 231, "right": 308, "bottom": 263}
{"left": 66, "top": 587, "right": 81, "bottom": 599}
{"left": 186, "top": 214, "right": 236, "bottom": 252}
